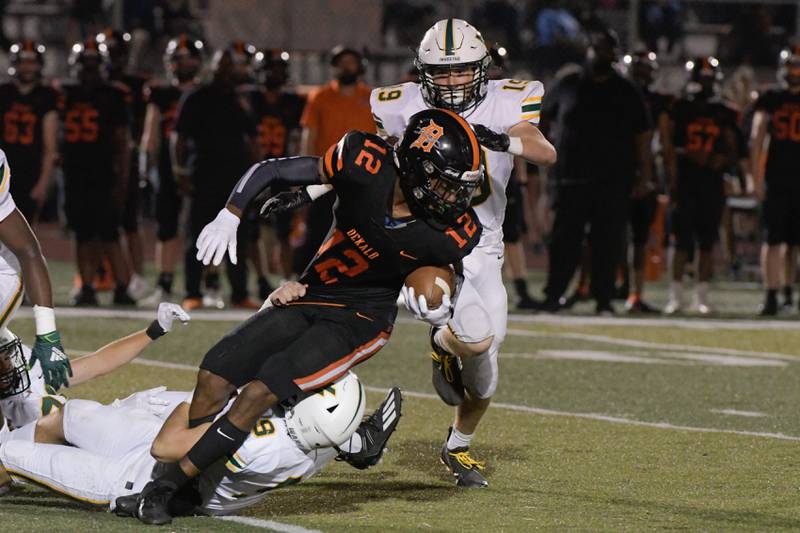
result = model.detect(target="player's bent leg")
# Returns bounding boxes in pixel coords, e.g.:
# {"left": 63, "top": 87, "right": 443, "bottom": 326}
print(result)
{"left": 188, "top": 370, "right": 237, "bottom": 427}
{"left": 0, "top": 434, "right": 154, "bottom": 507}
{"left": 62, "top": 399, "right": 163, "bottom": 457}
{"left": 33, "top": 409, "right": 66, "bottom": 445}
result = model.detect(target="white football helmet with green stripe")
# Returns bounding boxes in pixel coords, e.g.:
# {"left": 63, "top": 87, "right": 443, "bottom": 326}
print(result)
{"left": 415, "top": 18, "right": 491, "bottom": 114}
{"left": 284, "top": 371, "right": 366, "bottom": 451}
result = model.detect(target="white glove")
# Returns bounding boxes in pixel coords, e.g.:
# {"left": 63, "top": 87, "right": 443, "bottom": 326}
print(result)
{"left": 196, "top": 208, "right": 240, "bottom": 266}
{"left": 400, "top": 285, "right": 453, "bottom": 327}
{"left": 157, "top": 302, "right": 191, "bottom": 332}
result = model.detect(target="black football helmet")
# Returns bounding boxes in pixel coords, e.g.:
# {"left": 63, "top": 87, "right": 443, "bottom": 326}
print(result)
{"left": 488, "top": 45, "right": 508, "bottom": 80}
{"left": 395, "top": 108, "right": 483, "bottom": 224}
{"left": 8, "top": 40, "right": 46, "bottom": 80}
{"left": 254, "top": 48, "right": 290, "bottom": 90}
{"left": 623, "top": 49, "right": 659, "bottom": 88}
{"left": 0, "top": 332, "right": 31, "bottom": 400}
{"left": 164, "top": 34, "right": 204, "bottom": 83}
{"left": 96, "top": 28, "right": 131, "bottom": 71}
{"left": 685, "top": 56, "right": 722, "bottom": 98}
{"left": 69, "top": 36, "right": 107, "bottom": 82}
{"left": 778, "top": 44, "right": 800, "bottom": 88}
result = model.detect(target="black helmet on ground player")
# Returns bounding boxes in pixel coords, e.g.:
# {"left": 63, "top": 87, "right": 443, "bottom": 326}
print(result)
{"left": 8, "top": 40, "right": 46, "bottom": 80}
{"left": 395, "top": 108, "right": 483, "bottom": 224}
{"left": 778, "top": 44, "right": 800, "bottom": 89}
{"left": 0, "top": 331, "right": 31, "bottom": 399}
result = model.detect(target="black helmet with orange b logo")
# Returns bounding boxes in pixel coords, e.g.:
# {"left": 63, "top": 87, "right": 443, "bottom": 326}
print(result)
{"left": 395, "top": 108, "right": 483, "bottom": 224}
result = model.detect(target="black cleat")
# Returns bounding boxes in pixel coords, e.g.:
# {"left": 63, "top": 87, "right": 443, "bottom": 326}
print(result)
{"left": 430, "top": 327, "right": 464, "bottom": 406}
{"left": 336, "top": 387, "right": 402, "bottom": 469}
{"left": 759, "top": 295, "right": 779, "bottom": 317}
{"left": 114, "top": 493, "right": 138, "bottom": 517}
{"left": 72, "top": 286, "right": 98, "bottom": 307}
{"left": 515, "top": 296, "right": 539, "bottom": 310}
{"left": 440, "top": 427, "right": 488, "bottom": 488}
{"left": 113, "top": 287, "right": 137, "bottom": 306}
{"left": 135, "top": 479, "right": 176, "bottom": 525}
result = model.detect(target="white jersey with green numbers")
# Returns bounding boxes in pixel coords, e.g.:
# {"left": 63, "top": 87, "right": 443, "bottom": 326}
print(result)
{"left": 370, "top": 79, "right": 543, "bottom": 245}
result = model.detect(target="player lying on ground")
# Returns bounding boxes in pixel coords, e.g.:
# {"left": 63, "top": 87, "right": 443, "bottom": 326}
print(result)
{"left": 0, "top": 371, "right": 402, "bottom": 517}
{"left": 0, "top": 302, "right": 189, "bottom": 489}
{"left": 127, "top": 108, "right": 484, "bottom": 524}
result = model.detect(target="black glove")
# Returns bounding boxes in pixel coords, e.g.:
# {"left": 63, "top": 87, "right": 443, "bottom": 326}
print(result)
{"left": 473, "top": 124, "right": 510, "bottom": 152}
{"left": 259, "top": 189, "right": 312, "bottom": 219}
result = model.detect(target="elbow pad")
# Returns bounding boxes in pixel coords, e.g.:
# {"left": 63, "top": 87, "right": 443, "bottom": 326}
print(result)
{"left": 227, "top": 156, "right": 321, "bottom": 211}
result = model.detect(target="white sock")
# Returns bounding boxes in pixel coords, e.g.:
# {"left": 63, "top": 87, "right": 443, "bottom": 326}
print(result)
{"left": 668, "top": 281, "right": 683, "bottom": 301}
{"left": 447, "top": 427, "right": 473, "bottom": 451}
{"left": 434, "top": 327, "right": 448, "bottom": 352}
{"left": 696, "top": 282, "right": 709, "bottom": 304}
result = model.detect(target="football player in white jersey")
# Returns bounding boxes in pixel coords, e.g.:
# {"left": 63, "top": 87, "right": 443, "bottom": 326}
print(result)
{"left": 0, "top": 302, "right": 190, "bottom": 491}
{"left": 263, "top": 19, "right": 555, "bottom": 487}
{"left": 0, "top": 149, "right": 72, "bottom": 391}
{"left": 0, "top": 371, "right": 402, "bottom": 518}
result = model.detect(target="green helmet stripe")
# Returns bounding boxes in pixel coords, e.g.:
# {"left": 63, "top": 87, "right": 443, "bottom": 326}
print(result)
{"left": 445, "top": 18, "right": 454, "bottom": 56}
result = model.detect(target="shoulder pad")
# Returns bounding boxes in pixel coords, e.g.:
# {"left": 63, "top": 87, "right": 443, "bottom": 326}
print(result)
{"left": 370, "top": 82, "right": 419, "bottom": 138}
{"left": 489, "top": 79, "right": 545, "bottom": 128}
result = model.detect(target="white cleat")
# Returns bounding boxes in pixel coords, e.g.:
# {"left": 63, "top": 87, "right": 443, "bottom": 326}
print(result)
{"left": 138, "top": 287, "right": 171, "bottom": 308}
{"left": 202, "top": 289, "right": 225, "bottom": 309}
{"left": 663, "top": 298, "right": 682, "bottom": 315}
{"left": 127, "top": 273, "right": 152, "bottom": 301}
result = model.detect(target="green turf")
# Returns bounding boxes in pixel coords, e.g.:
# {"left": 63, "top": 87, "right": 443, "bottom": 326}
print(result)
{"left": 3, "top": 260, "right": 800, "bottom": 530}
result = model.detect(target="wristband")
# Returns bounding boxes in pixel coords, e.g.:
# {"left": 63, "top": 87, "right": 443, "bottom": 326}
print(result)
{"left": 33, "top": 305, "right": 56, "bottom": 335}
{"left": 507, "top": 137, "right": 523, "bottom": 156}
{"left": 145, "top": 320, "right": 166, "bottom": 340}
{"left": 306, "top": 184, "right": 333, "bottom": 201}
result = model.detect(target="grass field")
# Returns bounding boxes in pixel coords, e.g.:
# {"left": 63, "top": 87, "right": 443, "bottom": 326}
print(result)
{"left": 2, "top": 260, "right": 800, "bottom": 531}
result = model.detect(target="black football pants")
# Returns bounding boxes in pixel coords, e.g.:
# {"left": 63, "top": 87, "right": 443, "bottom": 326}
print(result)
{"left": 544, "top": 183, "right": 629, "bottom": 307}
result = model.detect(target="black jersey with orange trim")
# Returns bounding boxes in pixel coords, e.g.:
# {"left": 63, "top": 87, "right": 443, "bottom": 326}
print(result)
{"left": 671, "top": 96, "right": 738, "bottom": 181}
{"left": 298, "top": 130, "right": 482, "bottom": 320}
{"left": 754, "top": 87, "right": 800, "bottom": 186}
{"left": 244, "top": 87, "right": 305, "bottom": 158}
{"left": 59, "top": 81, "right": 129, "bottom": 176}
{"left": 0, "top": 82, "right": 59, "bottom": 186}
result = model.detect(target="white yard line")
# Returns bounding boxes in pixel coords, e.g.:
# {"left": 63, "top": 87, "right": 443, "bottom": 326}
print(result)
{"left": 216, "top": 515, "right": 323, "bottom": 533}
{"left": 123, "top": 357, "right": 800, "bottom": 442}
{"left": 711, "top": 409, "right": 769, "bottom": 418}
{"left": 506, "top": 328, "right": 800, "bottom": 362}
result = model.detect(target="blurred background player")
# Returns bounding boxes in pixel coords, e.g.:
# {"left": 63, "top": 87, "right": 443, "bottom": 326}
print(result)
{"left": 489, "top": 45, "right": 537, "bottom": 309}
{"left": 61, "top": 37, "right": 133, "bottom": 306}
{"left": 97, "top": 28, "right": 150, "bottom": 300}
{"left": 0, "top": 41, "right": 58, "bottom": 222}
{"left": 295, "top": 45, "right": 374, "bottom": 273}
{"left": 172, "top": 42, "right": 258, "bottom": 310}
{"left": 751, "top": 45, "right": 800, "bottom": 316}
{"left": 539, "top": 28, "right": 652, "bottom": 314}
{"left": 664, "top": 57, "right": 739, "bottom": 315}
{"left": 620, "top": 49, "right": 671, "bottom": 313}
{"left": 246, "top": 48, "right": 305, "bottom": 294}
{"left": 138, "top": 35, "right": 203, "bottom": 307}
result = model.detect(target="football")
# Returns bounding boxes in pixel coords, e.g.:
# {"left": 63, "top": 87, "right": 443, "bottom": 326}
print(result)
{"left": 403, "top": 265, "right": 456, "bottom": 310}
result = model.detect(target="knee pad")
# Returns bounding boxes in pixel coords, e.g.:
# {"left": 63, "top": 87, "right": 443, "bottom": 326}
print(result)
{"left": 461, "top": 345, "right": 499, "bottom": 399}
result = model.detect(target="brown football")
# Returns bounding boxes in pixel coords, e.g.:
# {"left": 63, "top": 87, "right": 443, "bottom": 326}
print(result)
{"left": 403, "top": 266, "right": 456, "bottom": 310}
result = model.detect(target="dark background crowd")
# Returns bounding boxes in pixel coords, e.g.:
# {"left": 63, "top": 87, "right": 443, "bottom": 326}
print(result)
{"left": 0, "top": 0, "right": 799, "bottom": 317}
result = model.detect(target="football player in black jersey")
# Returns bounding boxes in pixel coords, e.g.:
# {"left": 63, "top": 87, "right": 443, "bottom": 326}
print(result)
{"left": 0, "top": 40, "right": 59, "bottom": 220}
{"left": 246, "top": 49, "right": 306, "bottom": 294}
{"left": 139, "top": 35, "right": 204, "bottom": 306}
{"left": 97, "top": 28, "right": 150, "bottom": 298}
{"left": 663, "top": 57, "right": 739, "bottom": 315}
{"left": 127, "top": 109, "right": 483, "bottom": 525}
{"left": 61, "top": 37, "right": 133, "bottom": 306}
{"left": 751, "top": 45, "right": 800, "bottom": 315}
{"left": 620, "top": 49, "right": 671, "bottom": 313}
